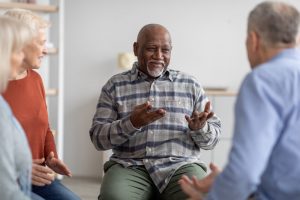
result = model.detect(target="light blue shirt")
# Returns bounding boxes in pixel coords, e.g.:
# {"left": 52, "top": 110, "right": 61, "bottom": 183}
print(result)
{"left": 0, "top": 95, "right": 32, "bottom": 200}
{"left": 206, "top": 48, "right": 300, "bottom": 200}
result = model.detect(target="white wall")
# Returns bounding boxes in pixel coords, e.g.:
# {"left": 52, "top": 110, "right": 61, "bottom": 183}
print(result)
{"left": 63, "top": 0, "right": 300, "bottom": 177}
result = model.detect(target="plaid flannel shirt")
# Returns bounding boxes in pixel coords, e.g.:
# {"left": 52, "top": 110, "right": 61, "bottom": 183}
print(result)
{"left": 90, "top": 62, "right": 221, "bottom": 192}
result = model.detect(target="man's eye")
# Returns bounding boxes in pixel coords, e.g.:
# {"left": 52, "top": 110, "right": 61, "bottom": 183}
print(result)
{"left": 147, "top": 48, "right": 156, "bottom": 51}
{"left": 162, "top": 49, "right": 170, "bottom": 53}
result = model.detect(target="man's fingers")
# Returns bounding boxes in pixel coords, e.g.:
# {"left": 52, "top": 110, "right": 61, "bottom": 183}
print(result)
{"left": 134, "top": 101, "right": 151, "bottom": 110}
{"left": 181, "top": 175, "right": 193, "bottom": 184}
{"left": 179, "top": 179, "right": 203, "bottom": 200}
{"left": 188, "top": 101, "right": 213, "bottom": 122}
{"left": 207, "top": 112, "right": 214, "bottom": 119}
{"left": 135, "top": 101, "right": 149, "bottom": 109}
{"left": 192, "top": 176, "right": 207, "bottom": 191}
{"left": 190, "top": 111, "right": 208, "bottom": 121}
{"left": 185, "top": 115, "right": 193, "bottom": 123}
{"left": 204, "top": 101, "right": 211, "bottom": 113}
{"left": 198, "top": 112, "right": 208, "bottom": 120}
{"left": 191, "top": 111, "right": 200, "bottom": 119}
{"left": 192, "top": 178, "right": 203, "bottom": 190}
{"left": 147, "top": 109, "right": 166, "bottom": 122}
{"left": 210, "top": 163, "right": 220, "bottom": 173}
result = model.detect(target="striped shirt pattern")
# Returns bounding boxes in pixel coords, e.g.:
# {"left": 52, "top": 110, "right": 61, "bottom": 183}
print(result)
{"left": 90, "top": 62, "right": 221, "bottom": 192}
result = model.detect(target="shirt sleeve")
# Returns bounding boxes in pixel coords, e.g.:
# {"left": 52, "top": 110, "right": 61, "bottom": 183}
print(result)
{"left": 189, "top": 87, "right": 221, "bottom": 150}
{"left": 89, "top": 83, "right": 140, "bottom": 151}
{"left": 206, "top": 72, "right": 284, "bottom": 200}
{"left": 44, "top": 127, "right": 58, "bottom": 158}
{"left": 38, "top": 75, "right": 58, "bottom": 159}
{"left": 0, "top": 121, "right": 31, "bottom": 200}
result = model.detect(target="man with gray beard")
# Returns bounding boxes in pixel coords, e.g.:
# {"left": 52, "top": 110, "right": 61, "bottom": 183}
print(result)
{"left": 90, "top": 24, "right": 221, "bottom": 200}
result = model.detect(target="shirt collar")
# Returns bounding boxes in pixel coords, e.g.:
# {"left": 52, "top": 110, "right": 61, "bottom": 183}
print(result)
{"left": 130, "top": 62, "right": 174, "bottom": 82}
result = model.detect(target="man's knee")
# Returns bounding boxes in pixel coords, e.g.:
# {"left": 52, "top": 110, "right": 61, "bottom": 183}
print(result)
{"left": 99, "top": 163, "right": 156, "bottom": 200}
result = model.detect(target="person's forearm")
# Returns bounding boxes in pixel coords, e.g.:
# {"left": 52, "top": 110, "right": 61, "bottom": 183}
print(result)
{"left": 90, "top": 115, "right": 139, "bottom": 150}
{"left": 44, "top": 127, "right": 58, "bottom": 158}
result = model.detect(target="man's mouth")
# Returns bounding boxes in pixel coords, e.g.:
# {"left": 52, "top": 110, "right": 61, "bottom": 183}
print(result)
{"left": 148, "top": 61, "right": 164, "bottom": 67}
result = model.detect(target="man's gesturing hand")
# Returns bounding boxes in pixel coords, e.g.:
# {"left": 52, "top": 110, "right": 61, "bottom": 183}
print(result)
{"left": 179, "top": 163, "right": 221, "bottom": 200}
{"left": 130, "top": 101, "right": 166, "bottom": 129}
{"left": 185, "top": 101, "right": 214, "bottom": 130}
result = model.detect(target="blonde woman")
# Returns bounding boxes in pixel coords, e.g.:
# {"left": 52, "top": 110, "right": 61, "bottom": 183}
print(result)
{"left": 0, "top": 16, "right": 32, "bottom": 200}
{"left": 3, "top": 9, "right": 80, "bottom": 200}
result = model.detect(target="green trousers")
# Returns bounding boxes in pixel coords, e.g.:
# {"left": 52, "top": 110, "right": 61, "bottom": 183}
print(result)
{"left": 99, "top": 161, "right": 206, "bottom": 200}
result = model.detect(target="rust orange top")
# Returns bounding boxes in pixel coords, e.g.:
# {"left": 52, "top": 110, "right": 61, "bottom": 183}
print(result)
{"left": 3, "top": 69, "right": 57, "bottom": 160}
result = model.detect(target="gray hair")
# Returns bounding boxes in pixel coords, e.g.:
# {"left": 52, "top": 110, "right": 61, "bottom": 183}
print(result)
{"left": 248, "top": 1, "right": 300, "bottom": 48}
{"left": 4, "top": 8, "right": 49, "bottom": 37}
{"left": 0, "top": 16, "right": 32, "bottom": 92}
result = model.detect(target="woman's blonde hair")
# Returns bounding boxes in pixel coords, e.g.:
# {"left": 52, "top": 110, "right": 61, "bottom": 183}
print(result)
{"left": 0, "top": 16, "right": 32, "bottom": 93}
{"left": 4, "top": 8, "right": 50, "bottom": 37}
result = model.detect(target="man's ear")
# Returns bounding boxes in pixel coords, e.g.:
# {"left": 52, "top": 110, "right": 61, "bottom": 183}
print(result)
{"left": 133, "top": 42, "right": 138, "bottom": 56}
{"left": 250, "top": 31, "right": 260, "bottom": 52}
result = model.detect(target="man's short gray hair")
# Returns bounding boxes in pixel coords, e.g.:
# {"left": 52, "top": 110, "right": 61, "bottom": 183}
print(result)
{"left": 248, "top": 1, "right": 300, "bottom": 48}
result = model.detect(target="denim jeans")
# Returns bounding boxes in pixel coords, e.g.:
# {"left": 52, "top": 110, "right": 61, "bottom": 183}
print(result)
{"left": 32, "top": 179, "right": 80, "bottom": 200}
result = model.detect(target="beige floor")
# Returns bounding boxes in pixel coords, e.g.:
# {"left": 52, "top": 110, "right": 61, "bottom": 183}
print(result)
{"left": 62, "top": 177, "right": 101, "bottom": 200}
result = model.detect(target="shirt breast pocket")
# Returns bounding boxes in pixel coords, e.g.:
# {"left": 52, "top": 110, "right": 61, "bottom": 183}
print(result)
{"left": 117, "top": 102, "right": 135, "bottom": 119}
{"left": 117, "top": 99, "right": 149, "bottom": 119}
{"left": 157, "top": 99, "right": 193, "bottom": 126}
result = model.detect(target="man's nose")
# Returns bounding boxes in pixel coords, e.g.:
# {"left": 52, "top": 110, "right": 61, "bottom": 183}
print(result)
{"left": 153, "top": 49, "right": 163, "bottom": 59}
